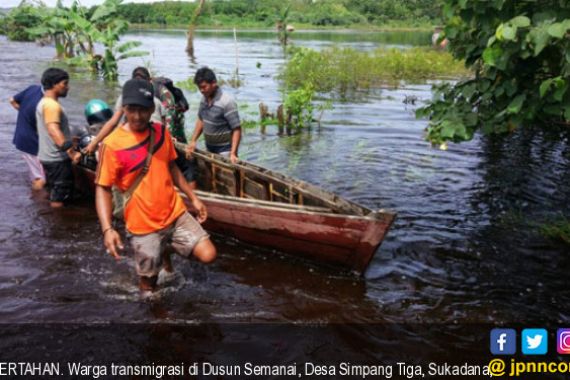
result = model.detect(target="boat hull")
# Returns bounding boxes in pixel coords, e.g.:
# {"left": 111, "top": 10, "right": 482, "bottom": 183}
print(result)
{"left": 194, "top": 191, "right": 394, "bottom": 273}
{"left": 73, "top": 156, "right": 394, "bottom": 274}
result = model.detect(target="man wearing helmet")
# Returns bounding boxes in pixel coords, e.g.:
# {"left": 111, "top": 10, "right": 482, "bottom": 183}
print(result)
{"left": 84, "top": 99, "right": 114, "bottom": 136}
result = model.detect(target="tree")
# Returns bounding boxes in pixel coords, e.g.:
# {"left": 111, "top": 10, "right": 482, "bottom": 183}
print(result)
{"left": 24, "top": 0, "right": 146, "bottom": 81}
{"left": 276, "top": 5, "right": 290, "bottom": 45}
{"left": 186, "top": 0, "right": 206, "bottom": 56}
{"left": 417, "top": 1, "right": 570, "bottom": 145}
{"left": 4, "top": 1, "right": 43, "bottom": 41}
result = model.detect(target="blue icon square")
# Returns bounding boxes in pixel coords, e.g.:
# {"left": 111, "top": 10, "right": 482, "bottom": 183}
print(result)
{"left": 490, "top": 328, "right": 516, "bottom": 355}
{"left": 522, "top": 328, "right": 548, "bottom": 355}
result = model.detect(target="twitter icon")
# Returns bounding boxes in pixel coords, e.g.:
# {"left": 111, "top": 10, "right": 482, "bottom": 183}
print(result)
{"left": 522, "top": 329, "right": 548, "bottom": 355}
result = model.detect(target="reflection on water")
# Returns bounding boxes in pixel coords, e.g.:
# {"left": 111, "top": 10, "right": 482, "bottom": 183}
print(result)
{"left": 0, "top": 30, "right": 569, "bottom": 333}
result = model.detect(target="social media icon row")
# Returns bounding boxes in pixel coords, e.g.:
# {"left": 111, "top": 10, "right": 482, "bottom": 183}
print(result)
{"left": 490, "top": 328, "right": 570, "bottom": 355}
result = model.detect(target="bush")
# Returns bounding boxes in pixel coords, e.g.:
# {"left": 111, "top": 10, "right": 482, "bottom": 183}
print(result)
{"left": 417, "top": 1, "right": 570, "bottom": 145}
{"left": 308, "top": 3, "right": 362, "bottom": 26}
{"left": 5, "top": 4, "right": 43, "bottom": 41}
{"left": 281, "top": 46, "right": 469, "bottom": 97}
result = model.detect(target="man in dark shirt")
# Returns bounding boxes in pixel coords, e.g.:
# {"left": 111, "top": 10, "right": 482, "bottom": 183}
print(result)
{"left": 10, "top": 84, "right": 46, "bottom": 190}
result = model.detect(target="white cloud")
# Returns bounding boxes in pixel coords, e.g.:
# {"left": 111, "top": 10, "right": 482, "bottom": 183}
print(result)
{"left": 3, "top": 0, "right": 194, "bottom": 8}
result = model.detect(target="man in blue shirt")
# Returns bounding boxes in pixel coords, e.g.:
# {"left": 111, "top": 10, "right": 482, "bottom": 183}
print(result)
{"left": 10, "top": 84, "right": 46, "bottom": 190}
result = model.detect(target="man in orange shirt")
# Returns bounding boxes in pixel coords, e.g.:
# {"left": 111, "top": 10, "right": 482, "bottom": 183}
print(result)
{"left": 95, "top": 79, "right": 216, "bottom": 292}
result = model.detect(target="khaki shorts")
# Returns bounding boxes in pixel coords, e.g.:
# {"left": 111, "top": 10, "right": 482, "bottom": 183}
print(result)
{"left": 129, "top": 212, "right": 209, "bottom": 277}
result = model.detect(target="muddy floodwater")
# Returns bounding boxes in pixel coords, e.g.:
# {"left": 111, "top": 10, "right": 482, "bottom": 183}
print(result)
{"left": 0, "top": 30, "right": 569, "bottom": 373}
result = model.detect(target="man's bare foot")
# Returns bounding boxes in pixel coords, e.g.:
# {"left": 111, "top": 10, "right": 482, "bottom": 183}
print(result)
{"left": 139, "top": 275, "right": 158, "bottom": 291}
{"left": 50, "top": 201, "right": 64, "bottom": 208}
{"left": 31, "top": 179, "right": 46, "bottom": 191}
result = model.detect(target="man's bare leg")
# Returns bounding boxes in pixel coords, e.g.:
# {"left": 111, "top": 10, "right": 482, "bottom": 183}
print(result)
{"left": 32, "top": 178, "right": 46, "bottom": 191}
{"left": 193, "top": 238, "right": 216, "bottom": 263}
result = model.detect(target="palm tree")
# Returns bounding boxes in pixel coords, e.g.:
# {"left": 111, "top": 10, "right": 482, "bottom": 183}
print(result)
{"left": 26, "top": 0, "right": 147, "bottom": 81}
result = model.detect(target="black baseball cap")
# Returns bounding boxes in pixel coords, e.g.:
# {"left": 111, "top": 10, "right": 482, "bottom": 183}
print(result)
{"left": 122, "top": 79, "right": 154, "bottom": 108}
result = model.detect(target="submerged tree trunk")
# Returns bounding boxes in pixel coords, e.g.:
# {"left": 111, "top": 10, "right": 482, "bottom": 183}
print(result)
{"left": 185, "top": 0, "right": 206, "bottom": 56}
{"left": 54, "top": 34, "right": 65, "bottom": 59}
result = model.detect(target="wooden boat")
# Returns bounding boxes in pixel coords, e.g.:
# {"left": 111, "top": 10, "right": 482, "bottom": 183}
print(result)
{"left": 74, "top": 147, "right": 395, "bottom": 274}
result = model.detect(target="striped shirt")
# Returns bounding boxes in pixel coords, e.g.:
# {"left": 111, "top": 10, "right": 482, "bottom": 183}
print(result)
{"left": 198, "top": 88, "right": 240, "bottom": 147}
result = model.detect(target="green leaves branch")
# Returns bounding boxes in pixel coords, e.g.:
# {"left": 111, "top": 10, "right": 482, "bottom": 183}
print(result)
{"left": 418, "top": 1, "right": 570, "bottom": 145}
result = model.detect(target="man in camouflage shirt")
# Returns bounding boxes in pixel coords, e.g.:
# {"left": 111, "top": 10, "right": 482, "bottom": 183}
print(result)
{"left": 154, "top": 78, "right": 197, "bottom": 186}
{"left": 156, "top": 85, "right": 186, "bottom": 143}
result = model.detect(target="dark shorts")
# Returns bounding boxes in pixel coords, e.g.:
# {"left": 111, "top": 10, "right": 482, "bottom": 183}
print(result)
{"left": 41, "top": 160, "right": 74, "bottom": 203}
{"left": 206, "top": 143, "right": 231, "bottom": 155}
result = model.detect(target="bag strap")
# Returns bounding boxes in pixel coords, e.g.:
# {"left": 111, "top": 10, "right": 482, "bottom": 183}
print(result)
{"left": 123, "top": 124, "right": 155, "bottom": 203}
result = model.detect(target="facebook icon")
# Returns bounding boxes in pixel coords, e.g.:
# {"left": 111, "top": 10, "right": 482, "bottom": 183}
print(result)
{"left": 490, "top": 328, "right": 517, "bottom": 355}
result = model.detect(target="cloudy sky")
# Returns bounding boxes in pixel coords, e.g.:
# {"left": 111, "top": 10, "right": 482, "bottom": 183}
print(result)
{"left": 3, "top": 0, "right": 193, "bottom": 7}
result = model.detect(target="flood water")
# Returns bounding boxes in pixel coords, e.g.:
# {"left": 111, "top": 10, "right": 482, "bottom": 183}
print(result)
{"left": 1, "top": 29, "right": 569, "bottom": 373}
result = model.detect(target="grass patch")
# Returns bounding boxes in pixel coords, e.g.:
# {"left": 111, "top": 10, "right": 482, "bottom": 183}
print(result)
{"left": 540, "top": 217, "right": 570, "bottom": 245}
{"left": 280, "top": 46, "right": 470, "bottom": 96}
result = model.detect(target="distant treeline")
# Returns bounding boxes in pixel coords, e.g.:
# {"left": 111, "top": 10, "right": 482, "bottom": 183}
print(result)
{"left": 115, "top": 0, "right": 444, "bottom": 28}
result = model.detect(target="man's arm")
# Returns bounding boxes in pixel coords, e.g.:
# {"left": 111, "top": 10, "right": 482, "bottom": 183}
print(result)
{"left": 95, "top": 185, "right": 123, "bottom": 259}
{"left": 185, "top": 118, "right": 204, "bottom": 158}
{"left": 45, "top": 121, "right": 81, "bottom": 163}
{"left": 9, "top": 97, "right": 20, "bottom": 110}
{"left": 169, "top": 161, "right": 207, "bottom": 223}
{"left": 229, "top": 127, "right": 241, "bottom": 164}
{"left": 84, "top": 109, "right": 123, "bottom": 154}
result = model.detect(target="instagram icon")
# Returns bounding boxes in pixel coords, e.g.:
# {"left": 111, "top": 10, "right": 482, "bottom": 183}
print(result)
{"left": 557, "top": 329, "right": 570, "bottom": 354}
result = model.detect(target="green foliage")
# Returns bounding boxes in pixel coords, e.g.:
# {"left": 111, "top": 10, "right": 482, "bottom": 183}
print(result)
{"left": 18, "top": 0, "right": 146, "bottom": 81}
{"left": 279, "top": 45, "right": 466, "bottom": 129}
{"left": 240, "top": 119, "right": 260, "bottom": 130}
{"left": 276, "top": 5, "right": 291, "bottom": 45}
{"left": 4, "top": 2, "right": 43, "bottom": 41}
{"left": 417, "top": 1, "right": 570, "bottom": 145}
{"left": 115, "top": 0, "right": 444, "bottom": 28}
{"left": 281, "top": 46, "right": 468, "bottom": 97}
{"left": 347, "top": 0, "right": 444, "bottom": 23}
{"left": 295, "top": 2, "right": 364, "bottom": 27}
{"left": 0, "top": 13, "right": 6, "bottom": 35}
{"left": 91, "top": 1, "right": 148, "bottom": 80}
{"left": 540, "top": 217, "right": 570, "bottom": 245}
{"left": 284, "top": 84, "right": 315, "bottom": 128}
{"left": 175, "top": 78, "right": 199, "bottom": 92}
